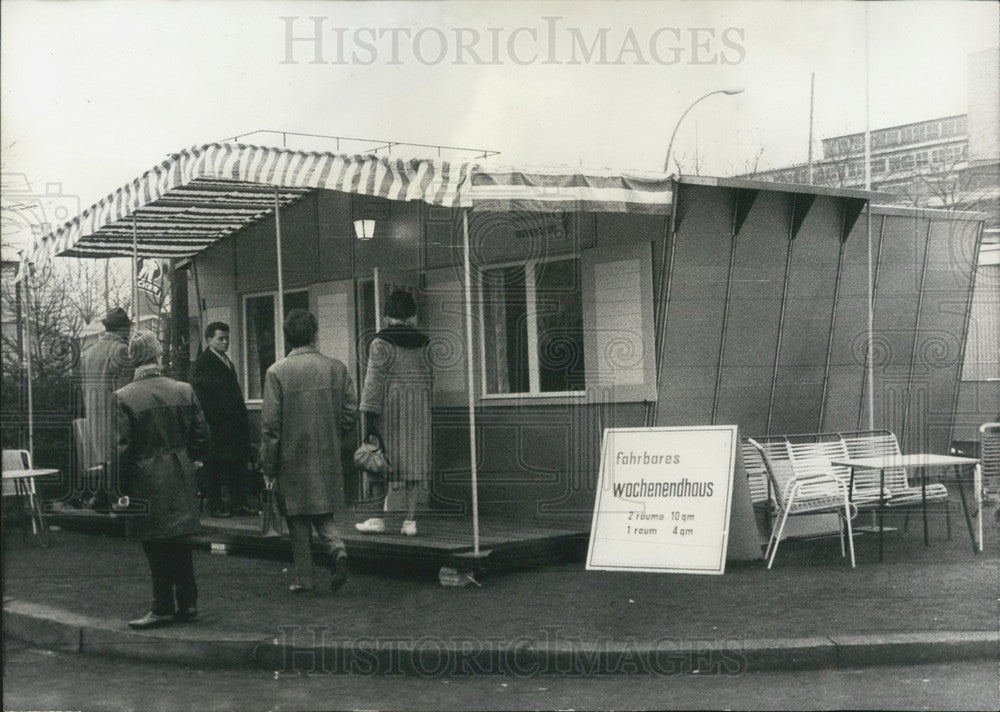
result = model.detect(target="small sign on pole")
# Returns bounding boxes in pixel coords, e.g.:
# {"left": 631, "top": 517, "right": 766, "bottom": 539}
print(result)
{"left": 587, "top": 425, "right": 738, "bottom": 575}
{"left": 136, "top": 257, "right": 164, "bottom": 299}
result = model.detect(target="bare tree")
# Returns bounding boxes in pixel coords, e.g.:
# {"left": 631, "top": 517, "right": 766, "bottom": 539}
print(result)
{"left": 721, "top": 129, "right": 768, "bottom": 179}
{"left": 0, "top": 259, "right": 133, "bottom": 381}
{"left": 60, "top": 258, "right": 132, "bottom": 333}
{"left": 670, "top": 149, "right": 704, "bottom": 176}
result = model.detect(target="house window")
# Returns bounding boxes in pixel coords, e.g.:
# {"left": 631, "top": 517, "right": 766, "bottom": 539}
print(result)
{"left": 479, "top": 257, "right": 585, "bottom": 396}
{"left": 244, "top": 289, "right": 309, "bottom": 399}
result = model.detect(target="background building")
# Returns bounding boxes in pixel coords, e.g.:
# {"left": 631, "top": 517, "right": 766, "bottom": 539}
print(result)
{"left": 750, "top": 49, "right": 999, "bottom": 229}
{"left": 745, "top": 49, "right": 999, "bottom": 445}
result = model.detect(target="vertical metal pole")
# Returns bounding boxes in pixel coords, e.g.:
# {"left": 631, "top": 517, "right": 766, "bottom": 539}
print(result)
{"left": 132, "top": 215, "right": 139, "bottom": 332}
{"left": 865, "top": 206, "right": 876, "bottom": 430}
{"left": 864, "top": 7, "right": 875, "bottom": 430}
{"left": 274, "top": 188, "right": 285, "bottom": 355}
{"left": 647, "top": 179, "right": 680, "bottom": 427}
{"left": 23, "top": 266, "right": 35, "bottom": 463}
{"left": 14, "top": 275, "right": 25, "bottom": 450}
{"left": 864, "top": 8, "right": 872, "bottom": 193}
{"left": 807, "top": 73, "right": 815, "bottom": 185}
{"left": 192, "top": 259, "right": 205, "bottom": 350}
{"left": 462, "top": 210, "right": 480, "bottom": 556}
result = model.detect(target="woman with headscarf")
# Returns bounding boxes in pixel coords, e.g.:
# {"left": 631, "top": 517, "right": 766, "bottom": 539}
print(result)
{"left": 355, "top": 290, "right": 433, "bottom": 537}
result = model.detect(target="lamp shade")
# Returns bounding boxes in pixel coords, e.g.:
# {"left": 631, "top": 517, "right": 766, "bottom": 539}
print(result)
{"left": 353, "top": 219, "right": 376, "bottom": 240}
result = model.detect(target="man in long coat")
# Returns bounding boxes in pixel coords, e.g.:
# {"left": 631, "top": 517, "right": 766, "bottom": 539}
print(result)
{"left": 115, "top": 331, "right": 210, "bottom": 629}
{"left": 261, "top": 309, "right": 356, "bottom": 594}
{"left": 79, "top": 307, "right": 134, "bottom": 504}
{"left": 189, "top": 321, "right": 252, "bottom": 517}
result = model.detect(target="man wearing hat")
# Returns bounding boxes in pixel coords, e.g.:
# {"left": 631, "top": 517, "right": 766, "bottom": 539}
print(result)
{"left": 115, "top": 331, "right": 209, "bottom": 629}
{"left": 79, "top": 307, "right": 134, "bottom": 506}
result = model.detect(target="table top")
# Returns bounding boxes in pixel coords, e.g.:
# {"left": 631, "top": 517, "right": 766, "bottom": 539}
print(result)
{"left": 2, "top": 468, "right": 59, "bottom": 480}
{"left": 831, "top": 454, "right": 979, "bottom": 469}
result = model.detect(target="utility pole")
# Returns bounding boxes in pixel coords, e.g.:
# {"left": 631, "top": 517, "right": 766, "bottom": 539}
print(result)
{"left": 808, "top": 73, "right": 815, "bottom": 184}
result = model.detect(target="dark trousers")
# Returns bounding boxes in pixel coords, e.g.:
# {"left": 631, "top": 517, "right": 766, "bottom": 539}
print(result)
{"left": 285, "top": 514, "right": 346, "bottom": 589}
{"left": 142, "top": 539, "right": 197, "bottom": 616}
{"left": 206, "top": 459, "right": 246, "bottom": 512}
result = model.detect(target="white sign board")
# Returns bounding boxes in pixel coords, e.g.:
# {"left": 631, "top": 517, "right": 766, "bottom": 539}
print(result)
{"left": 587, "top": 425, "right": 738, "bottom": 575}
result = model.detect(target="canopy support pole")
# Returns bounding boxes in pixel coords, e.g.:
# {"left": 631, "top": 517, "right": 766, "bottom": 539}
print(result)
{"left": 866, "top": 205, "right": 874, "bottom": 430}
{"left": 274, "top": 188, "right": 285, "bottom": 351}
{"left": 191, "top": 260, "right": 205, "bottom": 352}
{"left": 22, "top": 266, "right": 35, "bottom": 463}
{"left": 131, "top": 215, "right": 139, "bottom": 331}
{"left": 864, "top": 7, "right": 875, "bottom": 431}
{"left": 462, "top": 210, "right": 480, "bottom": 557}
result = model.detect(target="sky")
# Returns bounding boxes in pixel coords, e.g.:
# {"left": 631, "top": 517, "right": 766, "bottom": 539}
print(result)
{"left": 2, "top": 0, "right": 998, "bottom": 252}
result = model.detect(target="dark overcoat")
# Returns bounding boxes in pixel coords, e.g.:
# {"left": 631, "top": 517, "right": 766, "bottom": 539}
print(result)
{"left": 260, "top": 346, "right": 357, "bottom": 516}
{"left": 189, "top": 348, "right": 250, "bottom": 462}
{"left": 115, "top": 365, "right": 210, "bottom": 541}
{"left": 80, "top": 332, "right": 134, "bottom": 464}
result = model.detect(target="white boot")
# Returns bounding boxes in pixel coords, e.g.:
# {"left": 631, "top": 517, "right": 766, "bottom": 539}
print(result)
{"left": 355, "top": 518, "right": 386, "bottom": 533}
{"left": 400, "top": 520, "right": 417, "bottom": 537}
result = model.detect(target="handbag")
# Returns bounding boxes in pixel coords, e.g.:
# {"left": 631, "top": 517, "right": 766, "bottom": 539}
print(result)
{"left": 353, "top": 431, "right": 392, "bottom": 478}
{"left": 260, "top": 480, "right": 288, "bottom": 538}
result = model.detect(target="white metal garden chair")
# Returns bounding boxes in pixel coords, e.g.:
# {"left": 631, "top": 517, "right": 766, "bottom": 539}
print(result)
{"left": 746, "top": 437, "right": 858, "bottom": 569}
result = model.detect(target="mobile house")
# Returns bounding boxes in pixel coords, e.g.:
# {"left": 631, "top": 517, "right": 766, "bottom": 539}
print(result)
{"left": 25, "top": 144, "right": 986, "bottom": 528}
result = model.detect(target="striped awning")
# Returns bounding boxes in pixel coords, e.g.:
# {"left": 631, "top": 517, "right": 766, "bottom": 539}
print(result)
{"left": 23, "top": 143, "right": 676, "bottom": 269}
{"left": 24, "top": 143, "right": 472, "bottom": 266}
{"left": 469, "top": 165, "right": 673, "bottom": 214}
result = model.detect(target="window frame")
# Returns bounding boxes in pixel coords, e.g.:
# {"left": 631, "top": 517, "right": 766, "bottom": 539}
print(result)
{"left": 241, "top": 287, "right": 310, "bottom": 403}
{"left": 476, "top": 254, "right": 587, "bottom": 400}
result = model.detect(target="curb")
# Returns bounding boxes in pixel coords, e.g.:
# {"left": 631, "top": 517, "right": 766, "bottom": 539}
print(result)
{"left": 4, "top": 599, "right": 998, "bottom": 674}
{"left": 3, "top": 600, "right": 270, "bottom": 669}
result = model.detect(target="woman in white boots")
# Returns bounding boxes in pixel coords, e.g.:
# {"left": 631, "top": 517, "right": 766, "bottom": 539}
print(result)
{"left": 355, "top": 290, "right": 433, "bottom": 537}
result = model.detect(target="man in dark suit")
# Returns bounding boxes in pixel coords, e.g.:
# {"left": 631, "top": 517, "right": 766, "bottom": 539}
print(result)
{"left": 189, "top": 321, "right": 252, "bottom": 517}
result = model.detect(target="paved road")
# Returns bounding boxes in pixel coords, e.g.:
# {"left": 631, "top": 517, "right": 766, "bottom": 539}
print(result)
{"left": 4, "top": 639, "right": 998, "bottom": 711}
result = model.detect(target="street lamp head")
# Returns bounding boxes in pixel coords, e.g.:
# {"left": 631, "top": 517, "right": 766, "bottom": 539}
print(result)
{"left": 662, "top": 88, "right": 746, "bottom": 174}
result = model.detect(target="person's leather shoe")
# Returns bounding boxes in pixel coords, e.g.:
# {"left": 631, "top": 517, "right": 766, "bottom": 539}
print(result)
{"left": 210, "top": 509, "right": 232, "bottom": 518}
{"left": 128, "top": 611, "right": 174, "bottom": 629}
{"left": 288, "top": 583, "right": 313, "bottom": 594}
{"left": 330, "top": 554, "right": 349, "bottom": 594}
{"left": 174, "top": 607, "right": 198, "bottom": 623}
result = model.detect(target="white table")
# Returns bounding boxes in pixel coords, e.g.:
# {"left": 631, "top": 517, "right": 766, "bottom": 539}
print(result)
{"left": 2, "top": 468, "right": 57, "bottom": 546}
{"left": 831, "top": 454, "right": 981, "bottom": 560}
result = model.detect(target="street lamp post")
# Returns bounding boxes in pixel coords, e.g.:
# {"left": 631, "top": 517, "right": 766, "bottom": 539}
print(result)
{"left": 663, "top": 88, "right": 744, "bottom": 174}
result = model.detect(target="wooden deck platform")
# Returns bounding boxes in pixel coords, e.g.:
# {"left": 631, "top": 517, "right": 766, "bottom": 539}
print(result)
{"left": 196, "top": 514, "right": 589, "bottom": 574}
{"left": 46, "top": 508, "right": 590, "bottom": 577}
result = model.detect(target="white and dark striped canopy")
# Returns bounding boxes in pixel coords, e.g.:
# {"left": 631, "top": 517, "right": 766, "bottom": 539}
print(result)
{"left": 470, "top": 165, "right": 673, "bottom": 214}
{"left": 23, "top": 143, "right": 675, "bottom": 267}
